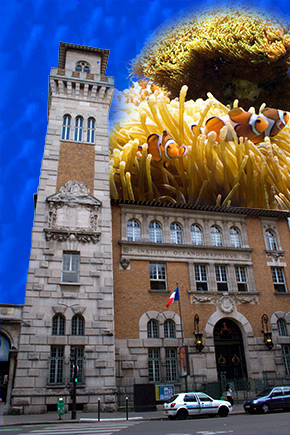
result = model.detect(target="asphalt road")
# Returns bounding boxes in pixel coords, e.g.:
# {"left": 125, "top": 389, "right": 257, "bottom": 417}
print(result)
{"left": 1, "top": 412, "right": 289, "bottom": 435}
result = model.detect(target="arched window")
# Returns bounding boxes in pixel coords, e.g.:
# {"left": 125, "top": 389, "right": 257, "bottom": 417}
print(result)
{"left": 74, "top": 116, "right": 83, "bottom": 141}
{"left": 170, "top": 222, "right": 183, "bottom": 244}
{"left": 164, "top": 320, "right": 176, "bottom": 338}
{"left": 75, "top": 61, "right": 90, "bottom": 73}
{"left": 265, "top": 230, "right": 278, "bottom": 251}
{"left": 52, "top": 314, "right": 65, "bottom": 336}
{"left": 72, "top": 314, "right": 84, "bottom": 336}
{"left": 149, "top": 221, "right": 162, "bottom": 243}
{"left": 87, "top": 117, "right": 95, "bottom": 143}
{"left": 230, "top": 227, "right": 241, "bottom": 247}
{"left": 277, "top": 318, "right": 288, "bottom": 336}
{"left": 127, "top": 219, "right": 141, "bottom": 241}
{"left": 61, "top": 115, "right": 71, "bottom": 140}
{"left": 191, "top": 224, "right": 203, "bottom": 246}
{"left": 147, "top": 320, "right": 159, "bottom": 338}
{"left": 210, "top": 225, "right": 223, "bottom": 247}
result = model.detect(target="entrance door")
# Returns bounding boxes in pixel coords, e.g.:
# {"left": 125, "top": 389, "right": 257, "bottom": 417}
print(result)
{"left": 0, "top": 333, "right": 11, "bottom": 402}
{"left": 214, "top": 319, "right": 247, "bottom": 383}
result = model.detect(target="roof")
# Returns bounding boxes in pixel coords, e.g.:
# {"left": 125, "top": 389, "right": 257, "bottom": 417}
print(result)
{"left": 58, "top": 42, "right": 110, "bottom": 76}
{"left": 112, "top": 199, "right": 290, "bottom": 219}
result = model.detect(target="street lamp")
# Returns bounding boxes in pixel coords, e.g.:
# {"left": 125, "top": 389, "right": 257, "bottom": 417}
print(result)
{"left": 194, "top": 314, "right": 204, "bottom": 353}
{"left": 261, "top": 314, "right": 274, "bottom": 349}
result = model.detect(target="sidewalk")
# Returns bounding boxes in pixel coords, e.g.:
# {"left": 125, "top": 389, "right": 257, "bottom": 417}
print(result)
{"left": 0, "top": 404, "right": 245, "bottom": 427}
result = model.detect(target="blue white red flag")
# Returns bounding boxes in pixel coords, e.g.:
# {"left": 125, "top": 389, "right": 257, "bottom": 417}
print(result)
{"left": 166, "top": 286, "right": 179, "bottom": 308}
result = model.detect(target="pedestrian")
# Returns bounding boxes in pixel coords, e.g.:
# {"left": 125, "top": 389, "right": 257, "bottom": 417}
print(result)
{"left": 226, "top": 384, "right": 234, "bottom": 406}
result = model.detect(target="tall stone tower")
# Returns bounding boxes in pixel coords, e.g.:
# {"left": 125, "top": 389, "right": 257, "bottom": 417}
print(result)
{"left": 11, "top": 43, "right": 116, "bottom": 414}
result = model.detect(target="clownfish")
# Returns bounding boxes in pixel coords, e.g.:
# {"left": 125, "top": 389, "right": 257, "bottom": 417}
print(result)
{"left": 191, "top": 107, "right": 289, "bottom": 144}
{"left": 147, "top": 130, "right": 187, "bottom": 165}
{"left": 260, "top": 107, "right": 289, "bottom": 138}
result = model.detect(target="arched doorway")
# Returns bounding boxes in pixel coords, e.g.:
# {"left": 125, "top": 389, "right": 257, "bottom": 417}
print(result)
{"left": 0, "top": 333, "right": 11, "bottom": 403}
{"left": 214, "top": 319, "right": 247, "bottom": 383}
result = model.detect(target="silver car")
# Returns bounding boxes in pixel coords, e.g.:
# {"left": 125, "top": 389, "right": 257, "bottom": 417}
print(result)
{"left": 163, "top": 392, "right": 232, "bottom": 420}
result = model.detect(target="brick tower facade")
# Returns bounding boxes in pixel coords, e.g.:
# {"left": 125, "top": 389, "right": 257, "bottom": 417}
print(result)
{"left": 11, "top": 43, "right": 116, "bottom": 414}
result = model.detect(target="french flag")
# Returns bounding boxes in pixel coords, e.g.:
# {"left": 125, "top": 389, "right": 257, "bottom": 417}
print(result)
{"left": 166, "top": 286, "right": 179, "bottom": 308}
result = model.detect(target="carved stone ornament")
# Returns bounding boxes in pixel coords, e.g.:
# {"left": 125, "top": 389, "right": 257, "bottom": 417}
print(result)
{"left": 190, "top": 292, "right": 259, "bottom": 307}
{"left": 44, "top": 181, "right": 102, "bottom": 243}
{"left": 265, "top": 250, "right": 285, "bottom": 261}
{"left": 71, "top": 305, "right": 86, "bottom": 315}
{"left": 120, "top": 258, "right": 130, "bottom": 270}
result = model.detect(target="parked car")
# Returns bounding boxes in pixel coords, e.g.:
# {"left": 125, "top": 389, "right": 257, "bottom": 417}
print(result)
{"left": 243, "top": 386, "right": 290, "bottom": 414}
{"left": 163, "top": 392, "right": 232, "bottom": 420}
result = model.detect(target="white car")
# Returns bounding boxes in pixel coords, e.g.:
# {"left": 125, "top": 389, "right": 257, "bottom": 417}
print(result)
{"left": 163, "top": 392, "right": 232, "bottom": 420}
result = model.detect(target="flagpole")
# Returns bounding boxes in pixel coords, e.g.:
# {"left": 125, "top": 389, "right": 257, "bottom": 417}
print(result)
{"left": 176, "top": 281, "right": 188, "bottom": 392}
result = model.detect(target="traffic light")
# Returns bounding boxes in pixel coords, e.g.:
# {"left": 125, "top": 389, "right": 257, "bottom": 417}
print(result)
{"left": 70, "top": 347, "right": 76, "bottom": 360}
{"left": 73, "top": 363, "right": 78, "bottom": 383}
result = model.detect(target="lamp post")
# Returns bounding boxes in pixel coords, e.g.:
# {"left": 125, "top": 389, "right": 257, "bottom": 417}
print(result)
{"left": 194, "top": 314, "right": 204, "bottom": 353}
{"left": 261, "top": 314, "right": 274, "bottom": 350}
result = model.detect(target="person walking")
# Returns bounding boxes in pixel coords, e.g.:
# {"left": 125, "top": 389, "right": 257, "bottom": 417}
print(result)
{"left": 226, "top": 384, "right": 234, "bottom": 405}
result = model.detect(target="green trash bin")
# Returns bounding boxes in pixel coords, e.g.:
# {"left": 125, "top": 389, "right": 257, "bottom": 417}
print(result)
{"left": 57, "top": 397, "right": 65, "bottom": 419}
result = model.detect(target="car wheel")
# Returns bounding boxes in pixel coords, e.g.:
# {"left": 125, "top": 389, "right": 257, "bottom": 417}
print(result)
{"left": 168, "top": 415, "right": 177, "bottom": 420}
{"left": 218, "top": 406, "right": 229, "bottom": 417}
{"left": 261, "top": 403, "right": 270, "bottom": 414}
{"left": 177, "top": 408, "right": 188, "bottom": 420}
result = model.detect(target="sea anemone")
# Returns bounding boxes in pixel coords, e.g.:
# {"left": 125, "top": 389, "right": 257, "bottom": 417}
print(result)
{"left": 109, "top": 84, "right": 290, "bottom": 210}
{"left": 131, "top": 7, "right": 290, "bottom": 111}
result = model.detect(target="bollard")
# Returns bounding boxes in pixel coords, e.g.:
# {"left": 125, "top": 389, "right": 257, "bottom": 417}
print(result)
{"left": 126, "top": 396, "right": 128, "bottom": 420}
{"left": 98, "top": 397, "right": 101, "bottom": 421}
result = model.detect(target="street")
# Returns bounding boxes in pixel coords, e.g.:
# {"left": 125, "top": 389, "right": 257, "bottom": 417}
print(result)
{"left": 1, "top": 412, "right": 289, "bottom": 435}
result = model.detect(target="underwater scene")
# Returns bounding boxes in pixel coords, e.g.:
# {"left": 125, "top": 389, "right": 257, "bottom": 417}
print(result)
{"left": 109, "top": 7, "right": 290, "bottom": 210}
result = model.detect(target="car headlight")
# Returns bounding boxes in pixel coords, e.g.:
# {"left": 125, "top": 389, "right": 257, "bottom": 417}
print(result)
{"left": 253, "top": 400, "right": 259, "bottom": 404}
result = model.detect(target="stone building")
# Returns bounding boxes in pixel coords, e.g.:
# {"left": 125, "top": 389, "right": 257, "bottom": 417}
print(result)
{"left": 0, "top": 42, "right": 289, "bottom": 414}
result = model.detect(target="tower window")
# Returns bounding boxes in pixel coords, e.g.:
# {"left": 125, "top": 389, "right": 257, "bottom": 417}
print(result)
{"left": 149, "top": 221, "right": 162, "bottom": 243}
{"left": 271, "top": 267, "right": 287, "bottom": 293}
{"left": 211, "top": 225, "right": 223, "bottom": 247}
{"left": 127, "top": 219, "right": 141, "bottom": 241}
{"left": 74, "top": 116, "right": 83, "bottom": 141}
{"left": 52, "top": 314, "right": 65, "bottom": 335}
{"left": 170, "top": 222, "right": 183, "bottom": 244}
{"left": 191, "top": 224, "right": 203, "bottom": 246}
{"left": 265, "top": 230, "right": 278, "bottom": 251}
{"left": 87, "top": 117, "right": 95, "bottom": 143}
{"left": 230, "top": 227, "right": 241, "bottom": 248}
{"left": 62, "top": 252, "right": 80, "bottom": 283}
{"left": 61, "top": 115, "right": 71, "bottom": 140}
{"left": 75, "top": 61, "right": 90, "bottom": 73}
{"left": 72, "top": 314, "right": 84, "bottom": 336}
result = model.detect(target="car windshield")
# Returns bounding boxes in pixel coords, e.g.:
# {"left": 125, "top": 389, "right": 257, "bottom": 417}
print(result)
{"left": 166, "top": 395, "right": 179, "bottom": 403}
{"left": 256, "top": 388, "right": 273, "bottom": 397}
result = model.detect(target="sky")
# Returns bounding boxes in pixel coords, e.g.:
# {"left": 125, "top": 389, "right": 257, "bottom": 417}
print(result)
{"left": 1, "top": 0, "right": 289, "bottom": 306}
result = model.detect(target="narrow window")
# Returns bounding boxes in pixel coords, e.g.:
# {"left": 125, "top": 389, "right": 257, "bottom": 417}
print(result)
{"left": 281, "top": 345, "right": 290, "bottom": 376}
{"left": 230, "top": 227, "right": 241, "bottom": 248}
{"left": 148, "top": 348, "right": 161, "bottom": 382}
{"left": 170, "top": 223, "right": 183, "bottom": 244}
{"left": 70, "top": 346, "right": 84, "bottom": 384}
{"left": 61, "top": 115, "right": 71, "bottom": 140}
{"left": 150, "top": 262, "right": 166, "bottom": 290}
{"left": 72, "top": 315, "right": 84, "bottom": 336}
{"left": 62, "top": 252, "right": 80, "bottom": 283}
{"left": 194, "top": 264, "right": 208, "bottom": 291}
{"left": 271, "top": 267, "right": 287, "bottom": 293}
{"left": 164, "top": 320, "right": 176, "bottom": 338}
{"left": 149, "top": 221, "right": 162, "bottom": 243}
{"left": 235, "top": 266, "right": 248, "bottom": 291}
{"left": 74, "top": 116, "right": 83, "bottom": 141}
{"left": 215, "top": 265, "right": 228, "bottom": 291}
{"left": 165, "top": 348, "right": 177, "bottom": 382}
{"left": 265, "top": 230, "right": 278, "bottom": 251}
{"left": 49, "top": 346, "right": 64, "bottom": 384}
{"left": 52, "top": 314, "right": 65, "bottom": 335}
{"left": 277, "top": 319, "right": 288, "bottom": 336}
{"left": 127, "top": 219, "right": 141, "bottom": 241}
{"left": 191, "top": 224, "right": 203, "bottom": 246}
{"left": 147, "top": 320, "right": 159, "bottom": 338}
{"left": 87, "top": 117, "right": 95, "bottom": 143}
{"left": 211, "top": 225, "right": 223, "bottom": 247}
